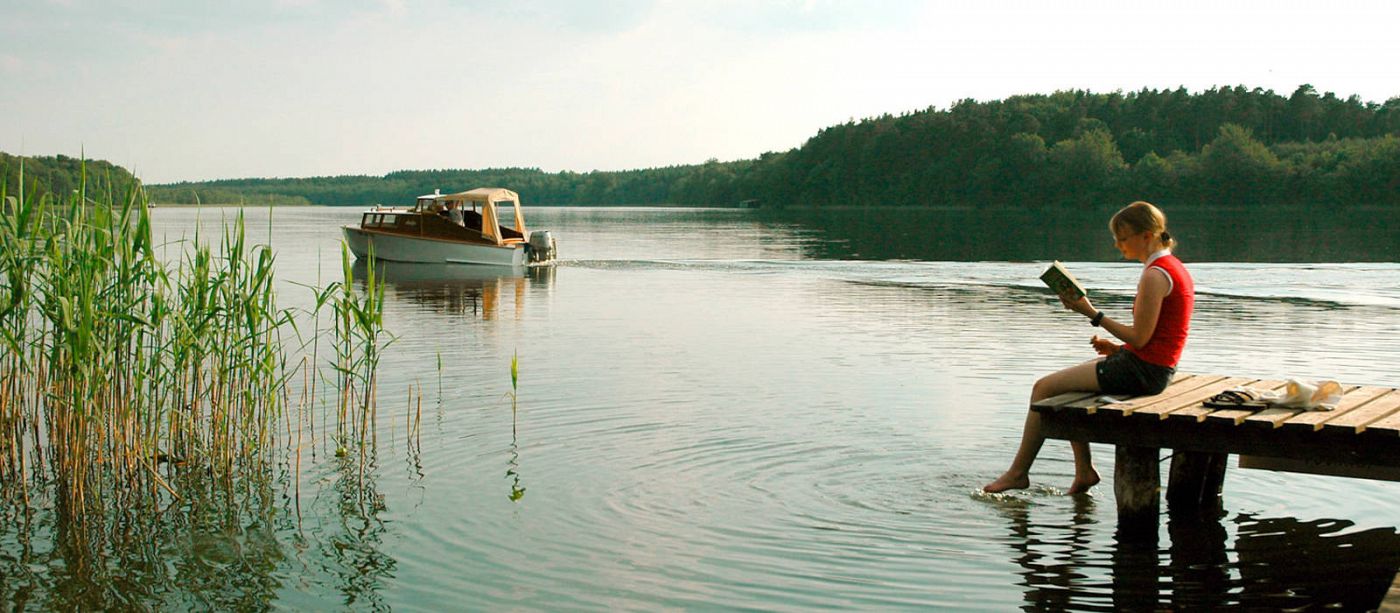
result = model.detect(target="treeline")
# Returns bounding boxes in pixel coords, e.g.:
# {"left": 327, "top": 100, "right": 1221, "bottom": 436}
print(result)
{"left": 764, "top": 84, "right": 1400, "bottom": 208}
{"left": 147, "top": 165, "right": 730, "bottom": 207}
{"left": 1, "top": 153, "right": 142, "bottom": 202}
{"left": 55, "top": 84, "right": 1400, "bottom": 208}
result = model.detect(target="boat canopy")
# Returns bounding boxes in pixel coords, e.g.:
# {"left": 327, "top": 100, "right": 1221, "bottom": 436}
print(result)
{"left": 417, "top": 187, "right": 527, "bottom": 246}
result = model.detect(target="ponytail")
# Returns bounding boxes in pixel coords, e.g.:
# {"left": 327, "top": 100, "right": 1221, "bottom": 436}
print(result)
{"left": 1111, "top": 201, "right": 1176, "bottom": 249}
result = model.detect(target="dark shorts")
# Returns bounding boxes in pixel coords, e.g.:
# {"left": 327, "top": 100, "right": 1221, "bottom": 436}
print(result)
{"left": 1096, "top": 350, "right": 1175, "bottom": 396}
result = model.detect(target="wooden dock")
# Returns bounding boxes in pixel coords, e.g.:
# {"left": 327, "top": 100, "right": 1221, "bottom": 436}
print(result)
{"left": 1386, "top": 573, "right": 1400, "bottom": 613}
{"left": 1036, "top": 373, "right": 1400, "bottom": 609}
{"left": 1032, "top": 373, "right": 1400, "bottom": 526}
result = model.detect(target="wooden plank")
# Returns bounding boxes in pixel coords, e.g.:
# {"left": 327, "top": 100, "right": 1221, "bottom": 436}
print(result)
{"left": 1064, "top": 393, "right": 1129, "bottom": 412}
{"left": 1363, "top": 397, "right": 1400, "bottom": 437}
{"left": 1323, "top": 390, "right": 1400, "bottom": 434}
{"left": 1092, "top": 375, "right": 1231, "bottom": 418}
{"left": 1243, "top": 406, "right": 1305, "bottom": 429}
{"left": 1203, "top": 380, "right": 1286, "bottom": 426}
{"left": 1148, "top": 377, "right": 1259, "bottom": 421}
{"left": 1168, "top": 378, "right": 1270, "bottom": 422}
{"left": 1201, "top": 410, "right": 1260, "bottom": 427}
{"left": 1035, "top": 391, "right": 1098, "bottom": 411}
{"left": 1091, "top": 374, "right": 1227, "bottom": 417}
{"left": 1382, "top": 571, "right": 1400, "bottom": 613}
{"left": 1041, "top": 372, "right": 1204, "bottom": 414}
{"left": 1280, "top": 386, "right": 1391, "bottom": 432}
{"left": 1238, "top": 454, "right": 1400, "bottom": 482}
{"left": 1095, "top": 373, "right": 1215, "bottom": 415}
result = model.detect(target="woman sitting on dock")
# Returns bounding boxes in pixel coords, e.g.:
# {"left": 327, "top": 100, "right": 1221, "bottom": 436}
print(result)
{"left": 984, "top": 201, "right": 1195, "bottom": 494}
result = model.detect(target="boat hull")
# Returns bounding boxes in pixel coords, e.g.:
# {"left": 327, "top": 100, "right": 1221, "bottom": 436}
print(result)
{"left": 343, "top": 226, "right": 525, "bottom": 266}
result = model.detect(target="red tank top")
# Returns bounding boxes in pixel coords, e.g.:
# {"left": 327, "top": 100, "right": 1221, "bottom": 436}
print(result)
{"left": 1127, "top": 254, "right": 1193, "bottom": 367}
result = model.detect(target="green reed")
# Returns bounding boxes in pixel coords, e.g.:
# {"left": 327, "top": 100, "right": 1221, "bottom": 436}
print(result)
{"left": 0, "top": 161, "right": 386, "bottom": 514}
{"left": 331, "top": 243, "right": 390, "bottom": 462}
{"left": 505, "top": 351, "right": 524, "bottom": 501}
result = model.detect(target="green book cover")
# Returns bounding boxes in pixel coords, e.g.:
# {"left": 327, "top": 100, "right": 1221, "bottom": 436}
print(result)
{"left": 1040, "top": 260, "right": 1087, "bottom": 300}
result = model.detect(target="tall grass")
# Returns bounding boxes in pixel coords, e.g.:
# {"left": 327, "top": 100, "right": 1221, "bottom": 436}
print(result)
{"left": 330, "top": 243, "right": 391, "bottom": 495}
{"left": 0, "top": 161, "right": 387, "bottom": 514}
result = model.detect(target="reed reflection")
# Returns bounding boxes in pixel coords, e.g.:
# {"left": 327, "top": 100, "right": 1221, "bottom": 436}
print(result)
{"left": 315, "top": 448, "right": 394, "bottom": 609}
{"left": 1, "top": 473, "right": 288, "bottom": 610}
{"left": 506, "top": 437, "right": 526, "bottom": 503}
{"left": 0, "top": 416, "right": 407, "bottom": 610}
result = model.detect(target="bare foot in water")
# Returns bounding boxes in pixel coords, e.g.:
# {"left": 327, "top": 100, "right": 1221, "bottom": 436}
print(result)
{"left": 983, "top": 472, "right": 1030, "bottom": 493}
{"left": 1067, "top": 470, "right": 1101, "bottom": 495}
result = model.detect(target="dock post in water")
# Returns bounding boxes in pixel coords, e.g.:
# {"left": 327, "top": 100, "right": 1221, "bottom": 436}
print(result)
{"left": 1114, "top": 445, "right": 1160, "bottom": 531}
{"left": 1166, "top": 451, "right": 1228, "bottom": 516}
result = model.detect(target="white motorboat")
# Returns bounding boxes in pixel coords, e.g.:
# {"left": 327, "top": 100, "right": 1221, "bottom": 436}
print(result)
{"left": 343, "top": 187, "right": 556, "bottom": 266}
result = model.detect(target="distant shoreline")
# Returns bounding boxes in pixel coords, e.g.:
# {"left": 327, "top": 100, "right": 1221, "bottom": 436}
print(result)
{"left": 148, "top": 202, "right": 725, "bottom": 209}
{"left": 146, "top": 202, "right": 1398, "bottom": 212}
{"left": 151, "top": 201, "right": 312, "bottom": 207}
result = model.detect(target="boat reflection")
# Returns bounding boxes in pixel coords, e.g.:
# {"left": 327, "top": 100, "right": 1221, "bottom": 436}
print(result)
{"left": 352, "top": 261, "right": 554, "bottom": 320}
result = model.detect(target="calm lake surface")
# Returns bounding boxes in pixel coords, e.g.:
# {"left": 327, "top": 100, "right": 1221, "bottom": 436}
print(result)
{"left": 5, "top": 205, "right": 1400, "bottom": 610}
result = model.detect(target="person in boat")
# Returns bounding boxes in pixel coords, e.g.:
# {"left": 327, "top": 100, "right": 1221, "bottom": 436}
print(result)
{"left": 984, "top": 201, "right": 1194, "bottom": 494}
{"left": 445, "top": 201, "right": 465, "bottom": 227}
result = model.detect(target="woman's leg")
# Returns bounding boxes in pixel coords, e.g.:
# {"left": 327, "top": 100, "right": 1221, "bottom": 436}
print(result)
{"left": 983, "top": 359, "right": 1102, "bottom": 493}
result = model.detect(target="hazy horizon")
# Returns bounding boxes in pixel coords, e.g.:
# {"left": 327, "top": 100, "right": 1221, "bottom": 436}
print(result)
{"left": 4, "top": 1, "right": 1399, "bottom": 184}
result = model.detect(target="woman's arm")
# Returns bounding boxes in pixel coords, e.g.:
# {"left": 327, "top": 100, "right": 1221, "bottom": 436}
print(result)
{"left": 1060, "top": 267, "right": 1170, "bottom": 348}
{"left": 1102, "top": 268, "right": 1170, "bottom": 347}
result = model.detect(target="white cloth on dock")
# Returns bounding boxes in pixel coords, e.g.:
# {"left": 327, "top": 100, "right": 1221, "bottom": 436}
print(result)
{"left": 1259, "top": 379, "right": 1343, "bottom": 411}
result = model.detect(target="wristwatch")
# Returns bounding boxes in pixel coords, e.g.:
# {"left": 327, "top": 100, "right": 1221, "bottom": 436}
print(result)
{"left": 1090, "top": 311, "right": 1105, "bottom": 327}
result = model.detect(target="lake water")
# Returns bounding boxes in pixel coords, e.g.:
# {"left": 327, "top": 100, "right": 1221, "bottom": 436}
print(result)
{"left": 5, "top": 205, "right": 1400, "bottom": 610}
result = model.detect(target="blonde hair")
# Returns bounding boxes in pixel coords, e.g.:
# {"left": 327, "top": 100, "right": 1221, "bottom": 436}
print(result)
{"left": 1111, "top": 201, "right": 1176, "bottom": 250}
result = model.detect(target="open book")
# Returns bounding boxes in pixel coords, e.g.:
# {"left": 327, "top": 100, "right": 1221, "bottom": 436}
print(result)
{"left": 1040, "top": 260, "right": 1087, "bottom": 300}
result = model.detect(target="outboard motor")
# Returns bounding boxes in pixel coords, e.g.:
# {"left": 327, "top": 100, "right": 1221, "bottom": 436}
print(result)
{"left": 526, "top": 230, "right": 557, "bottom": 264}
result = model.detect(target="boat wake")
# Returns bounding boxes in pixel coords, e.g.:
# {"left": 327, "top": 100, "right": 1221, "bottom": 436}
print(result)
{"left": 560, "top": 258, "right": 1400, "bottom": 309}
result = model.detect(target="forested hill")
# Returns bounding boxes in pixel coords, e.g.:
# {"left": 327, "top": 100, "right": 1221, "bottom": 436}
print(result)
{"left": 1, "top": 153, "right": 141, "bottom": 202}
{"left": 773, "top": 84, "right": 1400, "bottom": 208}
{"left": 48, "top": 85, "right": 1400, "bottom": 208}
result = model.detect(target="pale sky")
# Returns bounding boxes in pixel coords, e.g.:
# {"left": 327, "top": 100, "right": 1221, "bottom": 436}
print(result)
{"left": 3, "top": 0, "right": 1398, "bottom": 183}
